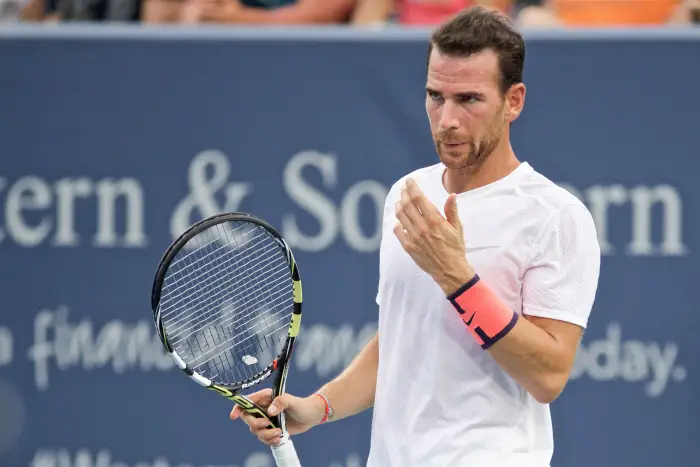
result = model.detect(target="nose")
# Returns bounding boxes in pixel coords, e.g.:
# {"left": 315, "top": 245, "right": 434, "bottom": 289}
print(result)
{"left": 438, "top": 99, "right": 461, "bottom": 131}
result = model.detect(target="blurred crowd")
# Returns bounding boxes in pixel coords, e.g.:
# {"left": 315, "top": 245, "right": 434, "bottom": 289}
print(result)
{"left": 2, "top": 0, "right": 699, "bottom": 27}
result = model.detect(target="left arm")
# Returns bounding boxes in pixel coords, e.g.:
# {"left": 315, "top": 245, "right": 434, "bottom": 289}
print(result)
{"left": 199, "top": 0, "right": 356, "bottom": 24}
{"left": 395, "top": 178, "right": 600, "bottom": 404}
{"left": 481, "top": 315, "right": 583, "bottom": 403}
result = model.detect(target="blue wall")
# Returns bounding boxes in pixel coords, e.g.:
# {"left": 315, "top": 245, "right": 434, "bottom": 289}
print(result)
{"left": 0, "top": 25, "right": 698, "bottom": 467}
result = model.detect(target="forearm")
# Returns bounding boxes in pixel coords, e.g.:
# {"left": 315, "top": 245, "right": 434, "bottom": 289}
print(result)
{"left": 486, "top": 316, "right": 576, "bottom": 403}
{"left": 439, "top": 272, "right": 578, "bottom": 405}
{"left": 315, "top": 332, "right": 378, "bottom": 422}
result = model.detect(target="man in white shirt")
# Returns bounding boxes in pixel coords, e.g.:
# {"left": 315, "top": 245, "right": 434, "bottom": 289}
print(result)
{"left": 231, "top": 6, "right": 601, "bottom": 466}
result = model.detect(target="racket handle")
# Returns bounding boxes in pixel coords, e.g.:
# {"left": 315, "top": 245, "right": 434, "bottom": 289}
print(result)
{"left": 271, "top": 437, "right": 302, "bottom": 467}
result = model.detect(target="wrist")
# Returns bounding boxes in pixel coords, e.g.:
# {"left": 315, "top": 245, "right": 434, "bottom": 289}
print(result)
{"left": 310, "top": 392, "right": 333, "bottom": 425}
{"left": 438, "top": 263, "right": 476, "bottom": 296}
{"left": 447, "top": 274, "right": 519, "bottom": 349}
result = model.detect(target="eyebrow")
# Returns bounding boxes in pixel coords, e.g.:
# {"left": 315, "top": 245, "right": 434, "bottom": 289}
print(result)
{"left": 425, "top": 87, "right": 486, "bottom": 100}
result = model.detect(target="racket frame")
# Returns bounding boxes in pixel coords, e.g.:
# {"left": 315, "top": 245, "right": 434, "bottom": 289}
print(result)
{"left": 150, "top": 212, "right": 303, "bottom": 434}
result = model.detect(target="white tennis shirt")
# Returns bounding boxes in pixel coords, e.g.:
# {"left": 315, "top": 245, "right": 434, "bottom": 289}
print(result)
{"left": 367, "top": 161, "right": 600, "bottom": 467}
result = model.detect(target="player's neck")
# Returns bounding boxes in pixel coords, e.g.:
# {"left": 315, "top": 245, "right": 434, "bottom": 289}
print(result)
{"left": 443, "top": 139, "right": 520, "bottom": 194}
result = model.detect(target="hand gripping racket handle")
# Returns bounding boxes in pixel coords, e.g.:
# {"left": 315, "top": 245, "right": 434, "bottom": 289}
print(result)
{"left": 271, "top": 437, "right": 302, "bottom": 467}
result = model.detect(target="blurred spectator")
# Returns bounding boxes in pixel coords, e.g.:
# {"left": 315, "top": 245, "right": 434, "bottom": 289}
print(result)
{"left": 142, "top": 0, "right": 356, "bottom": 24}
{"left": 45, "top": 0, "right": 141, "bottom": 20}
{"left": 351, "top": 0, "right": 509, "bottom": 26}
{"left": 543, "top": 0, "right": 699, "bottom": 26}
{"left": 10, "top": 0, "right": 142, "bottom": 21}
{"left": 0, "top": 0, "right": 33, "bottom": 24}
{"left": 350, "top": 0, "right": 557, "bottom": 27}
{"left": 350, "top": 0, "right": 699, "bottom": 26}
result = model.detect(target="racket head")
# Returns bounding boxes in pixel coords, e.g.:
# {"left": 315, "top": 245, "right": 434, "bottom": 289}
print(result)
{"left": 150, "top": 212, "right": 302, "bottom": 397}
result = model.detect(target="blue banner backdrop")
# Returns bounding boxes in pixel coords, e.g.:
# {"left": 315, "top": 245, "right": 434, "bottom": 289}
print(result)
{"left": 0, "top": 25, "right": 699, "bottom": 467}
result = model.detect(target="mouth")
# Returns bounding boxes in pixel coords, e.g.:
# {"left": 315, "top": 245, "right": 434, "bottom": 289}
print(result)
{"left": 441, "top": 141, "right": 468, "bottom": 148}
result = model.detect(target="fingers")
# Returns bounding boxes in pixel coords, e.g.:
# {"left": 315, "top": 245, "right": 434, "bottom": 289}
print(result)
{"left": 443, "top": 193, "right": 462, "bottom": 230}
{"left": 396, "top": 181, "right": 429, "bottom": 237}
{"left": 404, "top": 178, "right": 440, "bottom": 220}
{"left": 395, "top": 195, "right": 414, "bottom": 234}
{"left": 229, "top": 389, "right": 288, "bottom": 447}
{"left": 393, "top": 221, "right": 408, "bottom": 245}
{"left": 256, "top": 427, "right": 283, "bottom": 446}
{"left": 396, "top": 178, "right": 442, "bottom": 242}
{"left": 229, "top": 388, "right": 272, "bottom": 421}
{"left": 246, "top": 416, "right": 283, "bottom": 446}
{"left": 248, "top": 388, "right": 274, "bottom": 405}
{"left": 400, "top": 184, "right": 423, "bottom": 227}
{"left": 267, "top": 393, "right": 297, "bottom": 417}
{"left": 239, "top": 407, "right": 274, "bottom": 428}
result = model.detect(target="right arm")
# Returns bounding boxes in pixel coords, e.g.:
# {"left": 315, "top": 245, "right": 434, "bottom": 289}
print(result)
{"left": 231, "top": 332, "right": 379, "bottom": 445}
{"left": 314, "top": 331, "right": 379, "bottom": 422}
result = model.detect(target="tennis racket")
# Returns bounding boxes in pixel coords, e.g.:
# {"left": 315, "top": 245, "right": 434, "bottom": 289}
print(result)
{"left": 150, "top": 212, "right": 303, "bottom": 467}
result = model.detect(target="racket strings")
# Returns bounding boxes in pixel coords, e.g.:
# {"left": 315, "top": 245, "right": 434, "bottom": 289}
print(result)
{"left": 182, "top": 282, "right": 292, "bottom": 373}
{"left": 178, "top": 223, "right": 290, "bottom": 373}
{"left": 158, "top": 221, "right": 294, "bottom": 385}
{"left": 168, "top": 271, "right": 291, "bottom": 350}
{"left": 162, "top": 226, "right": 281, "bottom": 332}
{"left": 160, "top": 225, "right": 271, "bottom": 312}
{"left": 165, "top": 244, "right": 288, "bottom": 339}
{"left": 173, "top": 233, "right": 291, "bottom": 383}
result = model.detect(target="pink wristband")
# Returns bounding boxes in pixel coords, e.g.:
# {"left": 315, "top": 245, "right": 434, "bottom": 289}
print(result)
{"left": 314, "top": 392, "right": 331, "bottom": 424}
{"left": 447, "top": 274, "right": 518, "bottom": 349}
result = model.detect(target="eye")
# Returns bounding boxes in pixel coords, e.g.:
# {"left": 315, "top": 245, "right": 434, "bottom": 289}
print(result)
{"left": 427, "top": 90, "right": 443, "bottom": 102}
{"left": 459, "top": 94, "right": 481, "bottom": 104}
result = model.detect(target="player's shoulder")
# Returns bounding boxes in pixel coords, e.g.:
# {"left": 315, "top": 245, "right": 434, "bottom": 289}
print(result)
{"left": 515, "top": 165, "right": 598, "bottom": 246}
{"left": 517, "top": 164, "right": 591, "bottom": 219}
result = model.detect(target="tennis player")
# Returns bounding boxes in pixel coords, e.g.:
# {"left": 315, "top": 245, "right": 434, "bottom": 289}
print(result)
{"left": 231, "top": 6, "right": 601, "bottom": 466}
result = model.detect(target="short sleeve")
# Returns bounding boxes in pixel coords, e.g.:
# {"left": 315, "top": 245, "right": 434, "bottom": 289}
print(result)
{"left": 375, "top": 180, "right": 402, "bottom": 306}
{"left": 522, "top": 203, "right": 601, "bottom": 328}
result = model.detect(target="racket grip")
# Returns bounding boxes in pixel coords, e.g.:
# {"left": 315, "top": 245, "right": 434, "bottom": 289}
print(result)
{"left": 271, "top": 437, "right": 302, "bottom": 467}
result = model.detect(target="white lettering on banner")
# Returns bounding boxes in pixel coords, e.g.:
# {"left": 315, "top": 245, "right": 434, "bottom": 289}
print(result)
{"left": 559, "top": 183, "right": 688, "bottom": 256}
{"left": 0, "top": 326, "right": 13, "bottom": 367}
{"left": 170, "top": 149, "right": 253, "bottom": 243}
{"left": 294, "top": 322, "right": 377, "bottom": 377}
{"left": 27, "top": 306, "right": 174, "bottom": 391}
{"left": 282, "top": 150, "right": 338, "bottom": 252}
{"left": 169, "top": 149, "right": 387, "bottom": 253}
{"left": 30, "top": 449, "right": 363, "bottom": 467}
{"left": 169, "top": 150, "right": 686, "bottom": 256}
{"left": 24, "top": 304, "right": 375, "bottom": 389}
{"left": 0, "top": 150, "right": 687, "bottom": 256}
{"left": 280, "top": 150, "right": 387, "bottom": 253}
{"left": 569, "top": 322, "right": 687, "bottom": 398}
{"left": 0, "top": 175, "right": 147, "bottom": 248}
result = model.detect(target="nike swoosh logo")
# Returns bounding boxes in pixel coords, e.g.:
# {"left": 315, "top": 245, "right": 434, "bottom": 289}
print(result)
{"left": 465, "top": 312, "right": 476, "bottom": 326}
{"left": 466, "top": 246, "right": 499, "bottom": 253}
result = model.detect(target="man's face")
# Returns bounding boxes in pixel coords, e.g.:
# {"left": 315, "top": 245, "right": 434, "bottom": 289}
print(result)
{"left": 425, "top": 48, "right": 510, "bottom": 170}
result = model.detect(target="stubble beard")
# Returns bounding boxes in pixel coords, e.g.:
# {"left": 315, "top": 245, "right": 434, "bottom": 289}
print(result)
{"left": 435, "top": 107, "right": 505, "bottom": 171}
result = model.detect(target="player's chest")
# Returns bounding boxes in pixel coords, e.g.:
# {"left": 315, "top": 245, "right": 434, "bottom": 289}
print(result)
{"left": 379, "top": 213, "right": 533, "bottom": 299}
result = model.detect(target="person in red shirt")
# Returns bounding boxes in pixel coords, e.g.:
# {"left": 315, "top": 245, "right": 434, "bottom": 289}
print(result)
{"left": 400, "top": 0, "right": 476, "bottom": 25}
{"left": 352, "top": 0, "right": 515, "bottom": 26}
{"left": 350, "top": 0, "right": 698, "bottom": 26}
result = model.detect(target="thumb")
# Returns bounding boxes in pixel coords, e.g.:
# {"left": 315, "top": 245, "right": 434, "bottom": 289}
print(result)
{"left": 444, "top": 194, "right": 461, "bottom": 228}
{"left": 267, "top": 394, "right": 294, "bottom": 416}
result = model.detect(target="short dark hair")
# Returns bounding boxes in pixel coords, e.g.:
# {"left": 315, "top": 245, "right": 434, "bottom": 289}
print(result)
{"left": 427, "top": 6, "right": 525, "bottom": 94}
